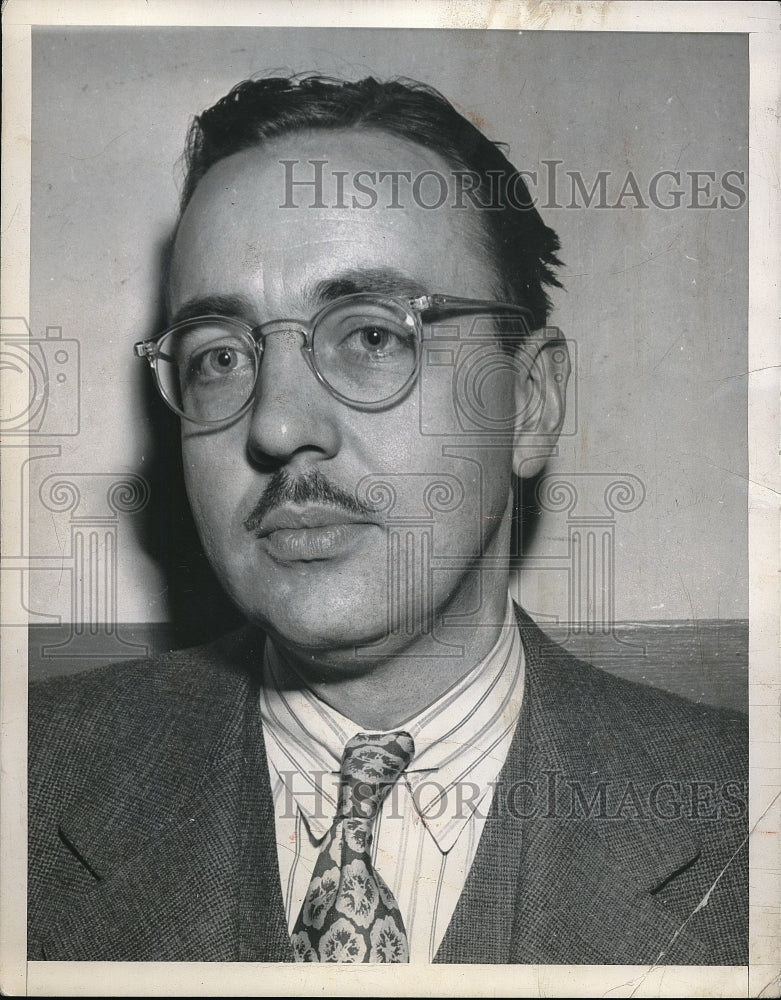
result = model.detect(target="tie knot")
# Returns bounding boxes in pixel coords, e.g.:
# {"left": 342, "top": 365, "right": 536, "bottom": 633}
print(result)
{"left": 338, "top": 730, "right": 414, "bottom": 821}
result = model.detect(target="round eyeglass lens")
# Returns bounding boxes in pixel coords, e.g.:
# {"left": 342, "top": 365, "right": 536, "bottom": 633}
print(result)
{"left": 155, "top": 318, "right": 258, "bottom": 423}
{"left": 311, "top": 296, "right": 420, "bottom": 405}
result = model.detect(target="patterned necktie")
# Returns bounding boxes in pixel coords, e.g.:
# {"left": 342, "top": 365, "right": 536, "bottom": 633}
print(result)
{"left": 291, "top": 730, "right": 415, "bottom": 963}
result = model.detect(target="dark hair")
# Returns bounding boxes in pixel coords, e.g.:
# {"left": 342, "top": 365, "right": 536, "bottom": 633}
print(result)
{"left": 181, "top": 74, "right": 562, "bottom": 329}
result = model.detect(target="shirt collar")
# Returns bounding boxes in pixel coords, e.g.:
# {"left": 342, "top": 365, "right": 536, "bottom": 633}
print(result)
{"left": 260, "top": 595, "right": 524, "bottom": 853}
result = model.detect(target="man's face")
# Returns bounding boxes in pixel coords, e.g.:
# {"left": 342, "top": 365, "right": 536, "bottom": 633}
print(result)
{"left": 168, "top": 128, "right": 525, "bottom": 666}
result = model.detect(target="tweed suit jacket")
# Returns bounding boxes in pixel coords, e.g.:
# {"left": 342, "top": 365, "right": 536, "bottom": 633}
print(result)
{"left": 28, "top": 608, "right": 748, "bottom": 964}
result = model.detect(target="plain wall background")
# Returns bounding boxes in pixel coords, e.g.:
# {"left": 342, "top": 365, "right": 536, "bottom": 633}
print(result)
{"left": 27, "top": 26, "right": 748, "bottom": 627}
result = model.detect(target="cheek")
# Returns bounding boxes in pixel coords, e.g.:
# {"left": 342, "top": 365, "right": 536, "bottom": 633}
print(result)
{"left": 181, "top": 437, "right": 239, "bottom": 550}
{"left": 411, "top": 358, "right": 517, "bottom": 455}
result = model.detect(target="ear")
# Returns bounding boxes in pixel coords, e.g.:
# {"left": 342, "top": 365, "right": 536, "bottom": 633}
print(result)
{"left": 511, "top": 329, "right": 570, "bottom": 479}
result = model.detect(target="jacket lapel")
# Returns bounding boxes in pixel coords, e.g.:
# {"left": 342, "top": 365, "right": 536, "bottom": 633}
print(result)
{"left": 40, "top": 629, "right": 292, "bottom": 962}
{"left": 506, "top": 725, "right": 709, "bottom": 965}
{"left": 508, "top": 814, "right": 709, "bottom": 965}
{"left": 437, "top": 609, "right": 709, "bottom": 964}
{"left": 233, "top": 672, "right": 296, "bottom": 962}
{"left": 433, "top": 700, "right": 526, "bottom": 963}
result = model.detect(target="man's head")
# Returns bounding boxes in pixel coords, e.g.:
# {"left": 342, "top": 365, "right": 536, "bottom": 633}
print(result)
{"left": 156, "top": 74, "right": 568, "bottom": 682}
{"left": 179, "top": 75, "right": 562, "bottom": 331}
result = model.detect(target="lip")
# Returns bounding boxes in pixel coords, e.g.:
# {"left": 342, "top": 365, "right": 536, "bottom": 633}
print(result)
{"left": 254, "top": 503, "right": 377, "bottom": 537}
{"left": 252, "top": 504, "right": 380, "bottom": 562}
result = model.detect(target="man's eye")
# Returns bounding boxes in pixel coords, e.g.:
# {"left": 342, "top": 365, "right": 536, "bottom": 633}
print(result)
{"left": 343, "top": 324, "right": 414, "bottom": 358}
{"left": 190, "top": 344, "right": 253, "bottom": 379}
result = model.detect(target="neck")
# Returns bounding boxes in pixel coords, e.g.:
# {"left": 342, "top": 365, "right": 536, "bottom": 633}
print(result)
{"left": 269, "top": 577, "right": 512, "bottom": 730}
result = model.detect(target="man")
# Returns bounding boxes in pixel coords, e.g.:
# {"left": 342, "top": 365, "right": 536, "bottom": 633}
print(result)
{"left": 28, "top": 74, "right": 747, "bottom": 964}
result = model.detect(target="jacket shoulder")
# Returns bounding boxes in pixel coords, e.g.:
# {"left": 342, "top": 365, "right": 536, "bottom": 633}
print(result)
{"left": 30, "top": 626, "right": 263, "bottom": 720}
{"left": 28, "top": 628, "right": 264, "bottom": 815}
{"left": 518, "top": 609, "right": 747, "bottom": 784}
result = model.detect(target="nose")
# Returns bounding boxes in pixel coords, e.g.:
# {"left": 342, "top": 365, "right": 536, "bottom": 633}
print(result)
{"left": 245, "top": 326, "right": 342, "bottom": 468}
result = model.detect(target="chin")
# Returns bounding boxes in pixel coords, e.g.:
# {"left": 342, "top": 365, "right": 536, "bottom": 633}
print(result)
{"left": 237, "top": 590, "right": 392, "bottom": 657}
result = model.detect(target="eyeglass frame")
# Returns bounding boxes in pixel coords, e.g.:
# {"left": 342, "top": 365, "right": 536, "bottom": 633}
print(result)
{"left": 134, "top": 292, "right": 535, "bottom": 426}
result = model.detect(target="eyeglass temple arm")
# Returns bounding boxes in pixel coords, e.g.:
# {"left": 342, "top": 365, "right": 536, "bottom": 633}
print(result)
{"left": 134, "top": 341, "right": 175, "bottom": 365}
{"left": 410, "top": 294, "right": 533, "bottom": 318}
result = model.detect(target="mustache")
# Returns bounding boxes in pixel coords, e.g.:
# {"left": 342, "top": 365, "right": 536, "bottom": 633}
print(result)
{"left": 243, "top": 470, "right": 375, "bottom": 535}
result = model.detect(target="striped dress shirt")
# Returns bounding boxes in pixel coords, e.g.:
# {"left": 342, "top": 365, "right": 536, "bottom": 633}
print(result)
{"left": 259, "top": 597, "right": 525, "bottom": 962}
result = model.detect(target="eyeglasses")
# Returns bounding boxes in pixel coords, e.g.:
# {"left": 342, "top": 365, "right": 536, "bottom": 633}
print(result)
{"left": 134, "top": 292, "right": 533, "bottom": 426}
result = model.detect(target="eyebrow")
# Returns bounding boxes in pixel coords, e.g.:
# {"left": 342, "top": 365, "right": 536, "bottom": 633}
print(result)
{"left": 170, "top": 293, "right": 257, "bottom": 327}
{"left": 169, "top": 268, "right": 430, "bottom": 327}
{"left": 309, "top": 267, "right": 429, "bottom": 303}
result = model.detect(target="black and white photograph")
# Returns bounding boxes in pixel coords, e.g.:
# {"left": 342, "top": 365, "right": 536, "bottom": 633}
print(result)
{"left": 1, "top": 1, "right": 778, "bottom": 995}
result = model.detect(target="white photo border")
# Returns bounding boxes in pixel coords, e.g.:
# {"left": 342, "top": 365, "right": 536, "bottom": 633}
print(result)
{"left": 2, "top": 2, "right": 778, "bottom": 996}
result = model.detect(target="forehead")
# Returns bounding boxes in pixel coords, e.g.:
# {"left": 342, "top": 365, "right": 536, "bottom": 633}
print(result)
{"left": 168, "top": 128, "right": 499, "bottom": 317}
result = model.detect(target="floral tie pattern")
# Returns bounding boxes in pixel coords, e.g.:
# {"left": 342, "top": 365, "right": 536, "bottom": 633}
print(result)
{"left": 291, "top": 730, "right": 415, "bottom": 963}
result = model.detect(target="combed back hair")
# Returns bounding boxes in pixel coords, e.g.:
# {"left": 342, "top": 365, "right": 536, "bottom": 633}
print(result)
{"left": 181, "top": 74, "right": 563, "bottom": 330}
